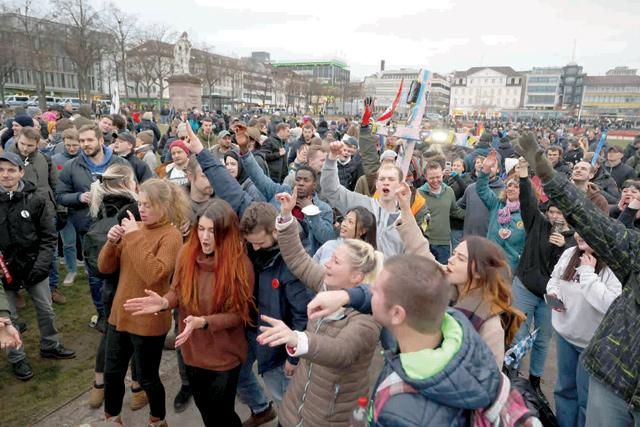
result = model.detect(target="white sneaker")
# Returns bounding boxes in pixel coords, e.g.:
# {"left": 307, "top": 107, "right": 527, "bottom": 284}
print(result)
{"left": 89, "top": 315, "right": 98, "bottom": 328}
{"left": 63, "top": 272, "right": 77, "bottom": 286}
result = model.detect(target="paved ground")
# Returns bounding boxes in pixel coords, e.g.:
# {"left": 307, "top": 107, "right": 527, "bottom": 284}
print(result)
{"left": 36, "top": 331, "right": 556, "bottom": 427}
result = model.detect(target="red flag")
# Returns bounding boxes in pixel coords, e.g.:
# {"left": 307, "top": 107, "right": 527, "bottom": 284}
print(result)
{"left": 376, "top": 79, "right": 404, "bottom": 123}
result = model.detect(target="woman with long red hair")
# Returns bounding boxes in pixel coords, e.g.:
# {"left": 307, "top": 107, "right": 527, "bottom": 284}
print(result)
{"left": 124, "top": 199, "right": 255, "bottom": 427}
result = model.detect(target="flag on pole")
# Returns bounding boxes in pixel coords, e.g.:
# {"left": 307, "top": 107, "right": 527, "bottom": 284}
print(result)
{"left": 110, "top": 84, "right": 120, "bottom": 115}
{"left": 476, "top": 122, "right": 484, "bottom": 137}
{"left": 376, "top": 79, "right": 404, "bottom": 123}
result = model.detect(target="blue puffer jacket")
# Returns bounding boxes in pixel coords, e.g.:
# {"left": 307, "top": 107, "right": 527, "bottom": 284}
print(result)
{"left": 371, "top": 309, "right": 501, "bottom": 427}
{"left": 250, "top": 246, "right": 310, "bottom": 374}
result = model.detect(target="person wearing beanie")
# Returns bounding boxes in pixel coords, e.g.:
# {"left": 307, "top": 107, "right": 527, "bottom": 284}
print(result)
{"left": 605, "top": 145, "right": 637, "bottom": 189}
{"left": 158, "top": 140, "right": 190, "bottom": 186}
{"left": 111, "top": 132, "right": 153, "bottom": 183}
{"left": 1, "top": 115, "right": 34, "bottom": 150}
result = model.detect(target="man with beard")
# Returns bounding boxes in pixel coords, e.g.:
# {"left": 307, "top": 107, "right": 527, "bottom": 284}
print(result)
{"left": 55, "top": 123, "right": 128, "bottom": 325}
{"left": 236, "top": 203, "right": 309, "bottom": 426}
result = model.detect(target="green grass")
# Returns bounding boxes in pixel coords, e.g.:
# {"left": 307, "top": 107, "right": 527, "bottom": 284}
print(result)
{"left": 0, "top": 267, "right": 101, "bottom": 427}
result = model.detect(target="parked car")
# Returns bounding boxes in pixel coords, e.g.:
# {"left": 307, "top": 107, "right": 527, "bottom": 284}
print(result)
{"left": 27, "top": 96, "right": 63, "bottom": 108}
{"left": 60, "top": 97, "right": 81, "bottom": 111}
{"left": 3, "top": 95, "right": 30, "bottom": 108}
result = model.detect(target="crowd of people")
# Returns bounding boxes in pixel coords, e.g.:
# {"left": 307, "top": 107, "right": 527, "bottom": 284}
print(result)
{"left": 0, "top": 99, "right": 639, "bottom": 427}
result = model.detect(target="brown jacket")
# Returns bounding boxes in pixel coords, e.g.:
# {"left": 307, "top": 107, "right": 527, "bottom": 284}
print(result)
{"left": 276, "top": 218, "right": 381, "bottom": 427}
{"left": 164, "top": 249, "right": 255, "bottom": 372}
{"left": 99, "top": 222, "right": 182, "bottom": 336}
{"left": 395, "top": 209, "right": 505, "bottom": 366}
{"left": 586, "top": 182, "right": 610, "bottom": 213}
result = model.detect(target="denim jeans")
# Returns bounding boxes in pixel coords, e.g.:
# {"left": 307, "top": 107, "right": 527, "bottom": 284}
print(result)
{"left": 5, "top": 278, "right": 60, "bottom": 363}
{"left": 236, "top": 330, "right": 270, "bottom": 414}
{"left": 59, "top": 221, "right": 77, "bottom": 273}
{"left": 104, "top": 325, "right": 166, "bottom": 419}
{"left": 511, "top": 276, "right": 552, "bottom": 377}
{"left": 451, "top": 229, "right": 464, "bottom": 252}
{"left": 554, "top": 334, "right": 588, "bottom": 427}
{"left": 49, "top": 253, "right": 59, "bottom": 291}
{"left": 586, "top": 377, "right": 640, "bottom": 427}
{"left": 430, "top": 244, "right": 451, "bottom": 265}
{"left": 262, "top": 363, "right": 291, "bottom": 405}
{"left": 186, "top": 364, "right": 242, "bottom": 427}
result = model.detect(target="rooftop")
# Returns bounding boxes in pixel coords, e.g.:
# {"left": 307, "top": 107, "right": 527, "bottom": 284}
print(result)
{"left": 271, "top": 60, "right": 349, "bottom": 70}
{"left": 454, "top": 66, "right": 521, "bottom": 77}
{"left": 584, "top": 75, "right": 640, "bottom": 86}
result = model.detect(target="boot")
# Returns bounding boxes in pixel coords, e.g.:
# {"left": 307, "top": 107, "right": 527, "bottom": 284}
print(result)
{"left": 89, "top": 382, "right": 105, "bottom": 408}
{"left": 130, "top": 387, "right": 149, "bottom": 411}
{"left": 173, "top": 385, "right": 192, "bottom": 413}
{"left": 51, "top": 288, "right": 66, "bottom": 304}
{"left": 242, "top": 402, "right": 277, "bottom": 427}
{"left": 529, "top": 374, "right": 550, "bottom": 406}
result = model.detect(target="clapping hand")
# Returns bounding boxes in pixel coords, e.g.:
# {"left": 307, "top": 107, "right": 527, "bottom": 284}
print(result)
{"left": 121, "top": 210, "right": 139, "bottom": 234}
{"left": 107, "top": 224, "right": 125, "bottom": 243}
{"left": 175, "top": 315, "right": 206, "bottom": 347}
{"left": 123, "top": 289, "right": 168, "bottom": 315}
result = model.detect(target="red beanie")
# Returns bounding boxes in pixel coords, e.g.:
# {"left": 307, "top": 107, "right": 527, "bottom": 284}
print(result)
{"left": 169, "top": 140, "right": 191, "bottom": 155}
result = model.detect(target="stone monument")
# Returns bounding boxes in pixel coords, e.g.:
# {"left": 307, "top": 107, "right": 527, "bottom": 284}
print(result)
{"left": 167, "top": 32, "right": 202, "bottom": 110}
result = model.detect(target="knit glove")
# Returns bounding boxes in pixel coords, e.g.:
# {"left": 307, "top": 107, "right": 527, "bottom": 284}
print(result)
{"left": 513, "top": 132, "right": 556, "bottom": 182}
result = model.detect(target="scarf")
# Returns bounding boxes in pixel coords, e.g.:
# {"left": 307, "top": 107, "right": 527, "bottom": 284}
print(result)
{"left": 497, "top": 200, "right": 520, "bottom": 225}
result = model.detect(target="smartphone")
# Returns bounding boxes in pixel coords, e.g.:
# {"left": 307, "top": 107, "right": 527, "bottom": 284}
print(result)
{"left": 544, "top": 294, "right": 565, "bottom": 311}
{"left": 552, "top": 220, "right": 565, "bottom": 234}
{"left": 445, "top": 161, "right": 452, "bottom": 169}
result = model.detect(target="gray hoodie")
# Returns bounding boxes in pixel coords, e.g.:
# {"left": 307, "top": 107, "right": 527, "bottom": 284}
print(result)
{"left": 320, "top": 158, "right": 405, "bottom": 257}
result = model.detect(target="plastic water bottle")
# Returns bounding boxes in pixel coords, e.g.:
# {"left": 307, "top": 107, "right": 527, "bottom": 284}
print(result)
{"left": 350, "top": 396, "right": 369, "bottom": 427}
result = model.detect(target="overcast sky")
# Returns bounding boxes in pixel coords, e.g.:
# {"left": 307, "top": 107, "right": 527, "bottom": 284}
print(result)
{"left": 111, "top": 0, "right": 640, "bottom": 80}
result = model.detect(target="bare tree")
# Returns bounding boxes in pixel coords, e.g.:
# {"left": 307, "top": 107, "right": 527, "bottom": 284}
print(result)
{"left": 141, "top": 25, "right": 175, "bottom": 108}
{"left": 196, "top": 44, "right": 229, "bottom": 111}
{"left": 7, "top": 0, "right": 53, "bottom": 110}
{"left": 106, "top": 4, "right": 137, "bottom": 102}
{"left": 53, "top": 0, "right": 106, "bottom": 102}
{"left": 0, "top": 41, "right": 22, "bottom": 105}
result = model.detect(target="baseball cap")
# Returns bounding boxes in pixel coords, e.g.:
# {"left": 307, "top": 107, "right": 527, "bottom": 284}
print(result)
{"left": 0, "top": 152, "right": 25, "bottom": 169}
{"left": 218, "top": 130, "right": 231, "bottom": 138}
{"left": 112, "top": 130, "right": 136, "bottom": 145}
{"left": 342, "top": 135, "right": 358, "bottom": 147}
{"left": 380, "top": 150, "right": 398, "bottom": 162}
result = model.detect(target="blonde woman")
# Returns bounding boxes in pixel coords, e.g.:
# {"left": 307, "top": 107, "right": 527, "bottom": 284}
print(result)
{"left": 257, "top": 191, "right": 382, "bottom": 426}
{"left": 98, "top": 178, "right": 190, "bottom": 426}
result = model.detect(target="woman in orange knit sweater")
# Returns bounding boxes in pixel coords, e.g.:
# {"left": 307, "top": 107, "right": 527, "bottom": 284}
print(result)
{"left": 98, "top": 178, "right": 190, "bottom": 427}
{"left": 123, "top": 199, "right": 255, "bottom": 427}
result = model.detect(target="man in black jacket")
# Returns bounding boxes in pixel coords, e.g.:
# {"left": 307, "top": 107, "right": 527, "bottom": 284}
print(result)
{"left": 0, "top": 152, "right": 75, "bottom": 381}
{"left": 546, "top": 146, "right": 572, "bottom": 179}
{"left": 259, "top": 123, "right": 289, "bottom": 183}
{"left": 110, "top": 131, "right": 153, "bottom": 183}
{"left": 337, "top": 135, "right": 364, "bottom": 191}
{"left": 604, "top": 145, "right": 636, "bottom": 189}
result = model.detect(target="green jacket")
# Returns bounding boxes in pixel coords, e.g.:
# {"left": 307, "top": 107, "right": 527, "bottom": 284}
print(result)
{"left": 543, "top": 172, "right": 640, "bottom": 410}
{"left": 415, "top": 183, "right": 465, "bottom": 245}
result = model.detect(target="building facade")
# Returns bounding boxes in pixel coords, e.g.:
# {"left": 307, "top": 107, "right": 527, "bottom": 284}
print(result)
{"left": 0, "top": 12, "right": 107, "bottom": 101}
{"left": 364, "top": 68, "right": 450, "bottom": 116}
{"left": 449, "top": 66, "right": 524, "bottom": 117}
{"left": 524, "top": 67, "right": 562, "bottom": 109}
{"left": 270, "top": 60, "right": 350, "bottom": 87}
{"left": 582, "top": 70, "right": 640, "bottom": 118}
{"left": 558, "top": 63, "right": 585, "bottom": 110}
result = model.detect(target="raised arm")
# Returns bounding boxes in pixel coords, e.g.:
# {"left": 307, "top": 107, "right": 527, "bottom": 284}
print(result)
{"left": 320, "top": 141, "right": 375, "bottom": 214}
{"left": 240, "top": 150, "right": 287, "bottom": 201}
{"left": 359, "top": 125, "right": 382, "bottom": 176}
{"left": 394, "top": 182, "right": 435, "bottom": 261}
{"left": 476, "top": 150, "right": 500, "bottom": 211}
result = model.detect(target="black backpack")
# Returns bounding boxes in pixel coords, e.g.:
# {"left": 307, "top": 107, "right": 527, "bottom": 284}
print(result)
{"left": 82, "top": 206, "right": 118, "bottom": 278}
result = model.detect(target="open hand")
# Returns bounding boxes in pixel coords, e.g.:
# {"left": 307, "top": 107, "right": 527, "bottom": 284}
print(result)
{"left": 257, "top": 315, "right": 298, "bottom": 348}
{"left": 482, "top": 150, "right": 498, "bottom": 174}
{"left": 175, "top": 315, "right": 206, "bottom": 347}
{"left": 123, "top": 289, "right": 168, "bottom": 315}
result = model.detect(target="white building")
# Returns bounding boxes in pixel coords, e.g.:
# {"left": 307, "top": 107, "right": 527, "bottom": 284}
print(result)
{"left": 364, "top": 68, "right": 450, "bottom": 116}
{"left": 524, "top": 67, "right": 562, "bottom": 110}
{"left": 449, "top": 66, "right": 524, "bottom": 117}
